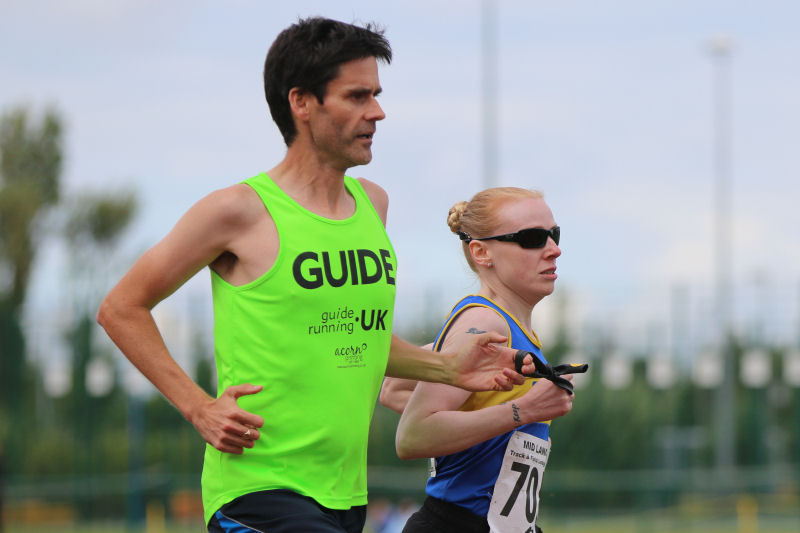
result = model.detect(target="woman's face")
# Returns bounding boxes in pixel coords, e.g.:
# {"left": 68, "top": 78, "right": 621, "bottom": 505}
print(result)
{"left": 478, "top": 196, "right": 561, "bottom": 306}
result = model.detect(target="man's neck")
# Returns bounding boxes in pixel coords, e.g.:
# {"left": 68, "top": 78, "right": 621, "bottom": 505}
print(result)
{"left": 267, "top": 148, "right": 357, "bottom": 220}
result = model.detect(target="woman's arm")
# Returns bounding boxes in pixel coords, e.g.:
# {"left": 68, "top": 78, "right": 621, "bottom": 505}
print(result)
{"left": 395, "top": 308, "right": 574, "bottom": 460}
{"left": 379, "top": 378, "right": 418, "bottom": 414}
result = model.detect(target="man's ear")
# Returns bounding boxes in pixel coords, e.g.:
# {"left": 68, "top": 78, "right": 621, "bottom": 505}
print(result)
{"left": 469, "top": 240, "right": 492, "bottom": 268}
{"left": 288, "top": 87, "right": 311, "bottom": 122}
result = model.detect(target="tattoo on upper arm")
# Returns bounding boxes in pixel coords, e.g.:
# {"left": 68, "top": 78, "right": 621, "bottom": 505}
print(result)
{"left": 511, "top": 402, "right": 521, "bottom": 426}
{"left": 466, "top": 327, "right": 486, "bottom": 334}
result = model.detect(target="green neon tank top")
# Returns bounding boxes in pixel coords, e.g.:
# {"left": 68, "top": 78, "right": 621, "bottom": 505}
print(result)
{"left": 201, "top": 173, "right": 397, "bottom": 522}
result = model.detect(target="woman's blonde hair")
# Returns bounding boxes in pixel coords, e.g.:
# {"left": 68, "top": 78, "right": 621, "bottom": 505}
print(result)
{"left": 447, "top": 187, "right": 543, "bottom": 272}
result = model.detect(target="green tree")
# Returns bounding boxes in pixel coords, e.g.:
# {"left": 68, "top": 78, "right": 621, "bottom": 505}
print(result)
{"left": 0, "top": 106, "right": 63, "bottom": 447}
{"left": 0, "top": 106, "right": 62, "bottom": 309}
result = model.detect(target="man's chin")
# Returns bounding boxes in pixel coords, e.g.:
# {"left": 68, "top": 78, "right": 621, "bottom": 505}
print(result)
{"left": 347, "top": 153, "right": 373, "bottom": 168}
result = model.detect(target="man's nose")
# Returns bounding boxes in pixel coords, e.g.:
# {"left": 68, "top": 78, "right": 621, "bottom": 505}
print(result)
{"left": 368, "top": 98, "right": 385, "bottom": 121}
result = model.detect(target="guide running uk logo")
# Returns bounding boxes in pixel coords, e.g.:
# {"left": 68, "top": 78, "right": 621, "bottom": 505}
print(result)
{"left": 307, "top": 306, "right": 389, "bottom": 336}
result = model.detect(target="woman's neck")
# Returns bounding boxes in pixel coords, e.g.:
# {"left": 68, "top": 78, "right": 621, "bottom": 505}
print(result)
{"left": 477, "top": 283, "right": 537, "bottom": 332}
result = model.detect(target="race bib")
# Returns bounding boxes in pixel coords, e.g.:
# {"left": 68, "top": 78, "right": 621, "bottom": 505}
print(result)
{"left": 487, "top": 431, "right": 550, "bottom": 532}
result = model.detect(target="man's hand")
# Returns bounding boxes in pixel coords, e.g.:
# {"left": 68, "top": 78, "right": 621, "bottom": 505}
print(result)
{"left": 189, "top": 384, "right": 265, "bottom": 454}
{"left": 449, "top": 332, "right": 535, "bottom": 391}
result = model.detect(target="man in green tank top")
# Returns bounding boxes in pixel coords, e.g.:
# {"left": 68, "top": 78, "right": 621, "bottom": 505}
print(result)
{"left": 98, "top": 17, "right": 535, "bottom": 533}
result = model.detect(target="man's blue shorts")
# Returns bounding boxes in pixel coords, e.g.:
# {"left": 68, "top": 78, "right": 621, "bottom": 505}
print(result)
{"left": 207, "top": 489, "right": 367, "bottom": 533}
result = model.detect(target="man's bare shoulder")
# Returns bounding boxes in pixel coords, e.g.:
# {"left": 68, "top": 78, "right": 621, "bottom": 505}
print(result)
{"left": 196, "top": 183, "right": 278, "bottom": 284}
{"left": 196, "top": 183, "right": 268, "bottom": 228}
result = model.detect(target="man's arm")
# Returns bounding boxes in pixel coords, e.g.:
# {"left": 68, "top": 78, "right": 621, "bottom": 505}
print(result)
{"left": 379, "top": 343, "right": 432, "bottom": 414}
{"left": 97, "top": 185, "right": 266, "bottom": 454}
{"left": 385, "top": 334, "right": 531, "bottom": 392}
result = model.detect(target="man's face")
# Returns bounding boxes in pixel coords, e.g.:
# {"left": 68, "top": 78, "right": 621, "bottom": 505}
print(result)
{"left": 307, "top": 56, "right": 385, "bottom": 170}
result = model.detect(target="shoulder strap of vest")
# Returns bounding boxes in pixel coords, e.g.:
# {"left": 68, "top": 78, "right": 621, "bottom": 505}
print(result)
{"left": 345, "top": 176, "right": 386, "bottom": 228}
{"left": 431, "top": 295, "right": 510, "bottom": 352}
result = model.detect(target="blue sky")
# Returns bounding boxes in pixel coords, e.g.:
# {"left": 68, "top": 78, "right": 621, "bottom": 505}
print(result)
{"left": 2, "top": 1, "right": 799, "bottom": 371}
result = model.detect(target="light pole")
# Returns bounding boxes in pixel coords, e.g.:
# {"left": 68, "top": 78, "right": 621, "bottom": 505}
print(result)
{"left": 481, "top": 0, "right": 498, "bottom": 188}
{"left": 709, "top": 35, "right": 735, "bottom": 473}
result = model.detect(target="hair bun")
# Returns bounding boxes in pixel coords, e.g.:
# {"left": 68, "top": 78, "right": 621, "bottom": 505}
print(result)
{"left": 447, "top": 201, "right": 468, "bottom": 233}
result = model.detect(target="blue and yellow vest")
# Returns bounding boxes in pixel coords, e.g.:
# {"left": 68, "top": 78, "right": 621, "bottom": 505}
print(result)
{"left": 426, "top": 294, "right": 550, "bottom": 516}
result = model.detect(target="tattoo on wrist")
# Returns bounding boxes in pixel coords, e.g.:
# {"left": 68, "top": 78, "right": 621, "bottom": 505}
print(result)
{"left": 511, "top": 402, "right": 521, "bottom": 425}
{"left": 466, "top": 327, "right": 487, "bottom": 334}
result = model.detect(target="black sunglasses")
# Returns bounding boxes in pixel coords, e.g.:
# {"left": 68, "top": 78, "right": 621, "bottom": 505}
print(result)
{"left": 460, "top": 226, "right": 560, "bottom": 249}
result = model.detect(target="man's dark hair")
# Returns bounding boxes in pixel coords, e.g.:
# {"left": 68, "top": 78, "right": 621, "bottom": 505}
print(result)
{"left": 264, "top": 17, "right": 392, "bottom": 146}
